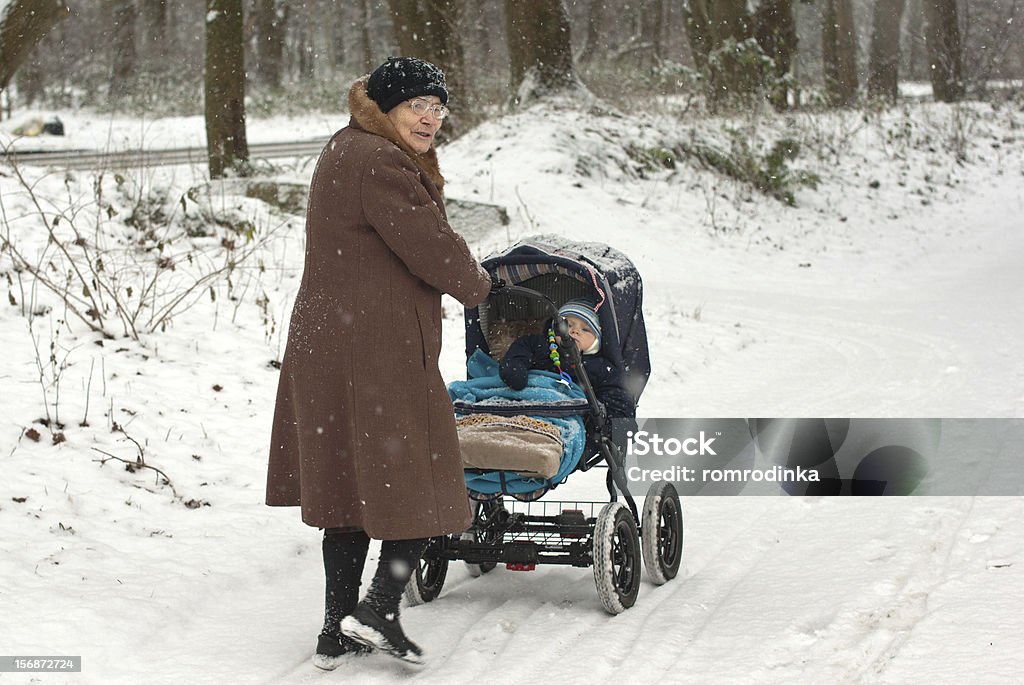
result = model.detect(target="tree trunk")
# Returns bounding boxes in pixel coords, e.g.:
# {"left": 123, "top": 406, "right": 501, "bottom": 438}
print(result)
{"left": 822, "top": 0, "right": 859, "bottom": 106}
{"left": 754, "top": 0, "right": 797, "bottom": 110}
{"left": 109, "top": 0, "right": 138, "bottom": 99}
{"left": 638, "top": 0, "right": 664, "bottom": 69}
{"left": 360, "top": 0, "right": 374, "bottom": 73}
{"left": 254, "top": 0, "right": 288, "bottom": 89}
{"left": 205, "top": 0, "right": 249, "bottom": 178}
{"left": 868, "top": 0, "right": 906, "bottom": 101}
{"left": 578, "top": 0, "right": 604, "bottom": 65}
{"left": 922, "top": 0, "right": 963, "bottom": 101}
{"left": 0, "top": 0, "right": 69, "bottom": 104}
{"left": 504, "top": 0, "right": 582, "bottom": 106}
{"left": 389, "top": 0, "right": 426, "bottom": 55}
{"left": 683, "top": 0, "right": 713, "bottom": 74}
{"left": 15, "top": 59, "right": 44, "bottom": 106}
{"left": 387, "top": 1, "right": 464, "bottom": 104}
{"left": 425, "top": 1, "right": 467, "bottom": 132}
{"left": 142, "top": 0, "right": 168, "bottom": 64}
{"left": 297, "top": 25, "right": 314, "bottom": 81}
{"left": 905, "top": 0, "right": 928, "bottom": 80}
{"left": 706, "top": 0, "right": 758, "bottom": 105}
{"left": 332, "top": 6, "right": 347, "bottom": 69}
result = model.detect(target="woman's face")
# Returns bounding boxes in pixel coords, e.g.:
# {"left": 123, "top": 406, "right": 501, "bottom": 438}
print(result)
{"left": 562, "top": 314, "right": 598, "bottom": 351}
{"left": 386, "top": 96, "right": 444, "bottom": 154}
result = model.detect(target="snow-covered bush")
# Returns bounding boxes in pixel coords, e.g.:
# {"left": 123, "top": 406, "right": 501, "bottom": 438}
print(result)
{"left": 0, "top": 160, "right": 286, "bottom": 341}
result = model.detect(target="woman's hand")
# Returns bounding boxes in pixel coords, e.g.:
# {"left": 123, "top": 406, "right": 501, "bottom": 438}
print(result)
{"left": 489, "top": 274, "right": 506, "bottom": 294}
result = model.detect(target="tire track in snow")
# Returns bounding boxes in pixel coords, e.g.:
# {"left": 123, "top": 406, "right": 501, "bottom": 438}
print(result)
{"left": 424, "top": 591, "right": 574, "bottom": 680}
{"left": 850, "top": 498, "right": 978, "bottom": 683}
{"left": 396, "top": 564, "right": 615, "bottom": 682}
{"left": 746, "top": 498, "right": 978, "bottom": 683}
{"left": 435, "top": 498, "right": 806, "bottom": 683}
{"left": 649, "top": 286, "right": 971, "bottom": 416}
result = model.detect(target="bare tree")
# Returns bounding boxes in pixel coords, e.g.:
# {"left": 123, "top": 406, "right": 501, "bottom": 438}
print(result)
{"left": 142, "top": 0, "right": 169, "bottom": 64}
{"left": 253, "top": 0, "right": 288, "bottom": 89}
{"left": 205, "top": 0, "right": 250, "bottom": 178}
{"left": 923, "top": 0, "right": 963, "bottom": 101}
{"left": 632, "top": 0, "right": 665, "bottom": 70}
{"left": 822, "top": 0, "right": 859, "bottom": 106}
{"left": 296, "top": 18, "right": 314, "bottom": 81}
{"left": 683, "top": 0, "right": 713, "bottom": 75}
{"left": 754, "top": 0, "right": 798, "bottom": 110}
{"left": 505, "top": 0, "right": 584, "bottom": 106}
{"left": 388, "top": 1, "right": 465, "bottom": 105}
{"left": 331, "top": 5, "right": 347, "bottom": 69}
{"left": 960, "top": 0, "right": 1024, "bottom": 93}
{"left": 109, "top": 0, "right": 138, "bottom": 99}
{"left": 868, "top": 0, "right": 906, "bottom": 101}
{"left": 460, "top": 0, "right": 508, "bottom": 105}
{"left": 390, "top": 0, "right": 425, "bottom": 55}
{"left": 577, "top": 0, "right": 605, "bottom": 65}
{"left": 0, "top": 0, "right": 70, "bottom": 112}
{"left": 904, "top": 0, "right": 929, "bottom": 81}
{"left": 359, "top": 0, "right": 374, "bottom": 73}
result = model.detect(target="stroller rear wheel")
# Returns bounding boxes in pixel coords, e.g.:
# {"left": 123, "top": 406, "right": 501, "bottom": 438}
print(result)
{"left": 403, "top": 536, "right": 449, "bottom": 606}
{"left": 592, "top": 502, "right": 642, "bottom": 614}
{"left": 463, "top": 497, "right": 503, "bottom": 577}
{"left": 641, "top": 481, "right": 683, "bottom": 585}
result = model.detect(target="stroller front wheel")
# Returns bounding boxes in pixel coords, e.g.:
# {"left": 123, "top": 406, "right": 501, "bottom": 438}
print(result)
{"left": 592, "top": 502, "right": 642, "bottom": 614}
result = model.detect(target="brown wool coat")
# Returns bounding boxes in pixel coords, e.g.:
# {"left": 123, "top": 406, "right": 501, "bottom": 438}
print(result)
{"left": 265, "top": 76, "right": 491, "bottom": 539}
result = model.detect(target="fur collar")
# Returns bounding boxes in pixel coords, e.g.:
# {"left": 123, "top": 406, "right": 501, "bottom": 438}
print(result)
{"left": 348, "top": 76, "right": 445, "bottom": 194}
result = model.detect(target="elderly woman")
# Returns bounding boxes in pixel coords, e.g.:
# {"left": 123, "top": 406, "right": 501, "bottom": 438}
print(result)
{"left": 266, "top": 57, "right": 491, "bottom": 668}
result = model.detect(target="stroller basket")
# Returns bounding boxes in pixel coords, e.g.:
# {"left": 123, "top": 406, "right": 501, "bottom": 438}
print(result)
{"left": 445, "top": 500, "right": 605, "bottom": 569}
{"left": 493, "top": 499, "right": 603, "bottom": 544}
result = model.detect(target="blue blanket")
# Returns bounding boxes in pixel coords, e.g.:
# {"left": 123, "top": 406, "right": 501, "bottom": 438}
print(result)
{"left": 448, "top": 350, "right": 587, "bottom": 496}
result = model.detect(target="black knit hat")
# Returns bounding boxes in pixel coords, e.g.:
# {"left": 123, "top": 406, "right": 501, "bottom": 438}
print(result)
{"left": 367, "top": 56, "right": 449, "bottom": 113}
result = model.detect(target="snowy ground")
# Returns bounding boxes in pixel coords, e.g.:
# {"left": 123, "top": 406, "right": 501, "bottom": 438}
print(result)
{"left": 1, "top": 95, "right": 1022, "bottom": 684}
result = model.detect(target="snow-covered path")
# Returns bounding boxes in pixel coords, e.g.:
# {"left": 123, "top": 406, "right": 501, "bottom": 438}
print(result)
{"left": 640, "top": 169, "right": 1024, "bottom": 418}
{"left": 115, "top": 496, "right": 1020, "bottom": 685}
{"left": 2, "top": 102, "right": 1023, "bottom": 684}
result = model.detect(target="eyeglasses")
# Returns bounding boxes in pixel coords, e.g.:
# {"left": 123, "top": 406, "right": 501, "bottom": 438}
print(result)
{"left": 408, "top": 98, "right": 450, "bottom": 120}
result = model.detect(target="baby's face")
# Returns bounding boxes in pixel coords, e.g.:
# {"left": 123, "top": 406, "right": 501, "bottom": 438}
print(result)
{"left": 561, "top": 314, "right": 597, "bottom": 351}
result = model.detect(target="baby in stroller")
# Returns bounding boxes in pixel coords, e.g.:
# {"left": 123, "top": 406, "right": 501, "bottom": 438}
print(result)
{"left": 499, "top": 297, "right": 637, "bottom": 451}
{"left": 449, "top": 293, "right": 637, "bottom": 501}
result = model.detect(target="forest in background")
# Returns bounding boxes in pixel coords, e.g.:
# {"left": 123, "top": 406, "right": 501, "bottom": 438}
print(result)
{"left": 4, "top": 0, "right": 1022, "bottom": 120}
{"left": 1, "top": 0, "right": 1022, "bottom": 178}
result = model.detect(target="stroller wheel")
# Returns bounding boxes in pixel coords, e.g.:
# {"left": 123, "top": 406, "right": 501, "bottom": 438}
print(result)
{"left": 463, "top": 498, "right": 503, "bottom": 577}
{"left": 592, "top": 502, "right": 641, "bottom": 614}
{"left": 403, "top": 536, "right": 449, "bottom": 606}
{"left": 641, "top": 481, "right": 684, "bottom": 585}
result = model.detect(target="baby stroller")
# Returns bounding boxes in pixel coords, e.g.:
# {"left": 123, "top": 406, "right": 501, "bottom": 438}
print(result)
{"left": 404, "top": 236, "right": 683, "bottom": 614}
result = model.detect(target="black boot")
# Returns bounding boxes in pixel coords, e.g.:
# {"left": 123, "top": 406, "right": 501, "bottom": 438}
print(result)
{"left": 314, "top": 528, "right": 372, "bottom": 670}
{"left": 341, "top": 538, "right": 429, "bottom": 665}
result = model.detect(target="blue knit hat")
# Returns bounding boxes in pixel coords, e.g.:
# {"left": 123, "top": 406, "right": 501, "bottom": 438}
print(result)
{"left": 558, "top": 298, "right": 602, "bottom": 352}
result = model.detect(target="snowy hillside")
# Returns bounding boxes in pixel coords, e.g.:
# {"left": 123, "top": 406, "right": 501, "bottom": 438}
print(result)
{"left": 1, "top": 97, "right": 1022, "bottom": 684}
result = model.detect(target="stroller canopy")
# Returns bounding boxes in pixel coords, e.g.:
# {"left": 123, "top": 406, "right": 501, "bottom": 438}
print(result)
{"left": 465, "top": 236, "right": 651, "bottom": 404}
